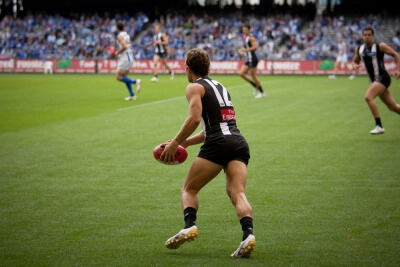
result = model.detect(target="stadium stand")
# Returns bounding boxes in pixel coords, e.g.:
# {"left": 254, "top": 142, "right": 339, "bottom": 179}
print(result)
{"left": 0, "top": 12, "right": 150, "bottom": 60}
{"left": 1, "top": 11, "right": 399, "bottom": 61}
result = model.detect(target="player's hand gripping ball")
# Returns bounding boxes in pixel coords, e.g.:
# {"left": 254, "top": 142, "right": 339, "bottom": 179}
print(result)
{"left": 153, "top": 144, "right": 188, "bottom": 165}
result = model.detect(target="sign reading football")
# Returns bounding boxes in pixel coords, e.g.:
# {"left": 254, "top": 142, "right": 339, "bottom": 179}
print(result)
{"left": 153, "top": 144, "right": 188, "bottom": 165}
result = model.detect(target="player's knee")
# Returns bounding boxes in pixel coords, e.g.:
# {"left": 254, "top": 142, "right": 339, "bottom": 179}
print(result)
{"left": 181, "top": 186, "right": 198, "bottom": 196}
{"left": 226, "top": 191, "right": 236, "bottom": 205}
{"left": 226, "top": 188, "right": 244, "bottom": 202}
{"left": 364, "top": 95, "right": 373, "bottom": 103}
{"left": 387, "top": 105, "right": 395, "bottom": 111}
{"left": 226, "top": 186, "right": 234, "bottom": 198}
{"left": 386, "top": 103, "right": 398, "bottom": 112}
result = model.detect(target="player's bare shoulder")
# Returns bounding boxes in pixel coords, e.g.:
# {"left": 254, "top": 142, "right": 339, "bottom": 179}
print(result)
{"left": 379, "top": 42, "right": 397, "bottom": 55}
{"left": 186, "top": 82, "right": 205, "bottom": 100}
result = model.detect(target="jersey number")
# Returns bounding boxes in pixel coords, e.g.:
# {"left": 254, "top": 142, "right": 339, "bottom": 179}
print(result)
{"left": 204, "top": 79, "right": 233, "bottom": 107}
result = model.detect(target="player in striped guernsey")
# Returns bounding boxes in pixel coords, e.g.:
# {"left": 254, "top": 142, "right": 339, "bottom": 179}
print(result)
{"left": 115, "top": 22, "right": 141, "bottom": 101}
{"left": 352, "top": 26, "right": 400, "bottom": 134}
{"left": 161, "top": 48, "right": 255, "bottom": 258}
{"left": 151, "top": 23, "right": 174, "bottom": 82}
{"left": 239, "top": 25, "right": 266, "bottom": 99}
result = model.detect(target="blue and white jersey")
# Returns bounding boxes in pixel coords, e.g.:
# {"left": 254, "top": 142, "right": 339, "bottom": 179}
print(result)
{"left": 117, "top": 31, "right": 134, "bottom": 62}
{"left": 338, "top": 41, "right": 347, "bottom": 53}
{"left": 336, "top": 41, "right": 348, "bottom": 62}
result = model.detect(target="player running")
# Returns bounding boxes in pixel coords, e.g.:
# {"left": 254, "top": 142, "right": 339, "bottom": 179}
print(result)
{"left": 151, "top": 23, "right": 174, "bottom": 82}
{"left": 115, "top": 22, "right": 141, "bottom": 100}
{"left": 352, "top": 26, "right": 400, "bottom": 134}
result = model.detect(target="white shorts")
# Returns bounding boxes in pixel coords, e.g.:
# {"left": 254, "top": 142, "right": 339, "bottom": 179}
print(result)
{"left": 336, "top": 53, "right": 348, "bottom": 65}
{"left": 117, "top": 59, "right": 133, "bottom": 71}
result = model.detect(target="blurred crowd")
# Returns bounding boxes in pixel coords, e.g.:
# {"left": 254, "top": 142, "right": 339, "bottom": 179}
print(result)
{"left": 1, "top": 11, "right": 399, "bottom": 61}
{"left": 0, "top": 12, "right": 149, "bottom": 60}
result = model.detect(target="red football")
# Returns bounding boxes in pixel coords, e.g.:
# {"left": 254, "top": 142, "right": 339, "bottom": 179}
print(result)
{"left": 153, "top": 144, "right": 188, "bottom": 165}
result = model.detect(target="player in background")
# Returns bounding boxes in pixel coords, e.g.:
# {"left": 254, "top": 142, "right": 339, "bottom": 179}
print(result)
{"left": 151, "top": 23, "right": 174, "bottom": 82}
{"left": 115, "top": 22, "right": 141, "bottom": 101}
{"left": 160, "top": 48, "right": 256, "bottom": 258}
{"left": 239, "top": 25, "right": 266, "bottom": 99}
{"left": 352, "top": 26, "right": 400, "bottom": 134}
{"left": 329, "top": 36, "right": 355, "bottom": 80}
{"left": 43, "top": 60, "right": 53, "bottom": 74}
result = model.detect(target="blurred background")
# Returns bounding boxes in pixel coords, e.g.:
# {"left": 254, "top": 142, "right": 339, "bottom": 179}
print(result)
{"left": 0, "top": 0, "right": 399, "bottom": 64}
{"left": 7, "top": 0, "right": 399, "bottom": 18}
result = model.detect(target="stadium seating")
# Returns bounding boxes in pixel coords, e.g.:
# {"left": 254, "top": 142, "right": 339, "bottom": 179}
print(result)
{"left": 0, "top": 11, "right": 398, "bottom": 61}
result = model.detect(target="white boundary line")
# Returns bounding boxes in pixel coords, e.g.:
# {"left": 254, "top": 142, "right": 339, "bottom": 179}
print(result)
{"left": 117, "top": 80, "right": 280, "bottom": 112}
{"left": 117, "top": 96, "right": 184, "bottom": 111}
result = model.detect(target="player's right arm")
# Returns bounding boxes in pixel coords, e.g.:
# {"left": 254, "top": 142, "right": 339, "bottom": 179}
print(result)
{"left": 172, "top": 83, "right": 204, "bottom": 145}
{"left": 379, "top": 42, "right": 400, "bottom": 79}
{"left": 242, "top": 36, "right": 258, "bottom": 53}
{"left": 161, "top": 33, "right": 169, "bottom": 45}
{"left": 250, "top": 36, "right": 258, "bottom": 51}
{"left": 116, "top": 34, "right": 127, "bottom": 55}
{"left": 161, "top": 83, "right": 204, "bottom": 163}
{"left": 352, "top": 46, "right": 361, "bottom": 70}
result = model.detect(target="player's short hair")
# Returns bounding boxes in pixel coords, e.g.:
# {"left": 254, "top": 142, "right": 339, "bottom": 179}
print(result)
{"left": 186, "top": 48, "right": 210, "bottom": 77}
{"left": 363, "top": 26, "right": 374, "bottom": 35}
{"left": 243, "top": 24, "right": 251, "bottom": 30}
{"left": 116, "top": 22, "right": 124, "bottom": 31}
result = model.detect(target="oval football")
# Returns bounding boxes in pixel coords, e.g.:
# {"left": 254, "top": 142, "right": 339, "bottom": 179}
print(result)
{"left": 153, "top": 144, "right": 188, "bottom": 165}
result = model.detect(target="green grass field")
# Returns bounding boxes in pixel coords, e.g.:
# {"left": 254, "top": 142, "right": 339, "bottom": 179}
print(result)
{"left": 0, "top": 73, "right": 399, "bottom": 266}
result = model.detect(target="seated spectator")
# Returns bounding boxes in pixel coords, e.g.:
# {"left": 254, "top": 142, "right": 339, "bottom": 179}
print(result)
{"left": 0, "top": 11, "right": 398, "bottom": 61}
{"left": 392, "top": 30, "right": 400, "bottom": 53}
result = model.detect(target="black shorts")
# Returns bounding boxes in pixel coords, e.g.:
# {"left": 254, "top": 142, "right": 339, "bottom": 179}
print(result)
{"left": 155, "top": 52, "right": 168, "bottom": 59}
{"left": 374, "top": 74, "right": 391, "bottom": 88}
{"left": 197, "top": 135, "right": 250, "bottom": 167}
{"left": 245, "top": 58, "right": 258, "bottom": 68}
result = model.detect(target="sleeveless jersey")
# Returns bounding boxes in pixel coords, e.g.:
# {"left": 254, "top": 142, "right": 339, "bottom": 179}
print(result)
{"left": 243, "top": 35, "right": 257, "bottom": 64}
{"left": 358, "top": 42, "right": 389, "bottom": 81}
{"left": 195, "top": 77, "right": 241, "bottom": 142}
{"left": 338, "top": 41, "right": 346, "bottom": 53}
{"left": 117, "top": 31, "right": 133, "bottom": 62}
{"left": 154, "top": 32, "right": 167, "bottom": 54}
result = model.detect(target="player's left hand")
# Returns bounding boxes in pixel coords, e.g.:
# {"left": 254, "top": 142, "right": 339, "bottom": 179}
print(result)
{"left": 352, "top": 62, "right": 361, "bottom": 71}
{"left": 160, "top": 140, "right": 177, "bottom": 164}
{"left": 394, "top": 70, "right": 400, "bottom": 80}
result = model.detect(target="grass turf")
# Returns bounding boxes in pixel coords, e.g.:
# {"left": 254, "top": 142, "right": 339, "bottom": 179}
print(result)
{"left": 0, "top": 73, "right": 399, "bottom": 266}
